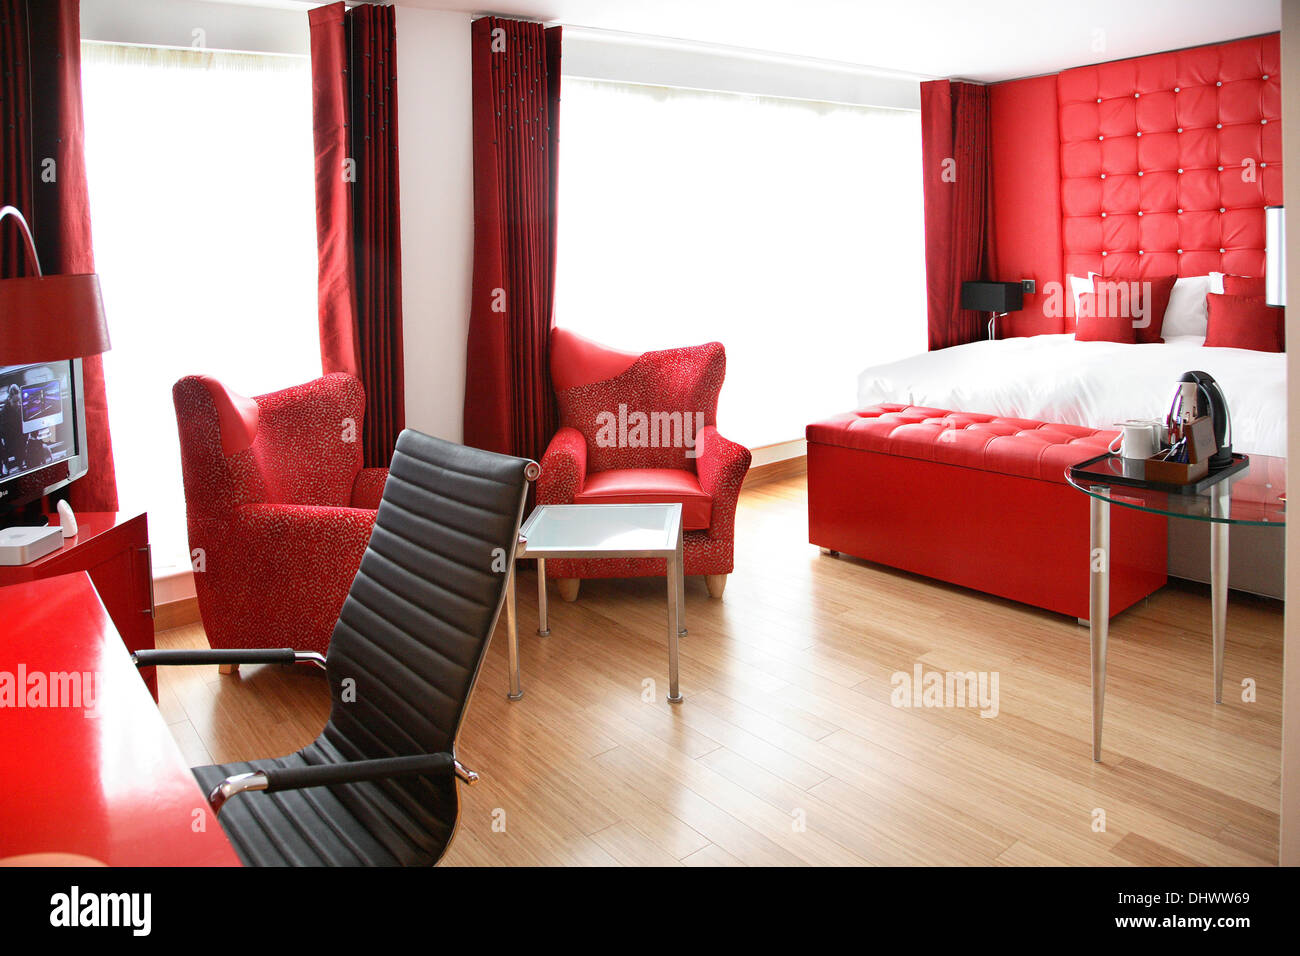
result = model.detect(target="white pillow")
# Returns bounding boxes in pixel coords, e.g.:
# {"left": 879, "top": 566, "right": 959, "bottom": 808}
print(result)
{"left": 1163, "top": 275, "right": 1213, "bottom": 338}
{"left": 1068, "top": 272, "right": 1097, "bottom": 317}
{"left": 1209, "top": 271, "right": 1226, "bottom": 294}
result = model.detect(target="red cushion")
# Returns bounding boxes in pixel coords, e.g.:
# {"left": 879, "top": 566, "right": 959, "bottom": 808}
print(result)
{"left": 574, "top": 467, "right": 713, "bottom": 530}
{"left": 197, "top": 374, "right": 260, "bottom": 456}
{"left": 805, "top": 405, "right": 1117, "bottom": 484}
{"left": 1092, "top": 274, "right": 1175, "bottom": 342}
{"left": 1205, "top": 293, "right": 1283, "bottom": 351}
{"left": 1075, "top": 292, "right": 1139, "bottom": 342}
{"left": 1222, "top": 274, "right": 1266, "bottom": 297}
{"left": 550, "top": 327, "right": 640, "bottom": 391}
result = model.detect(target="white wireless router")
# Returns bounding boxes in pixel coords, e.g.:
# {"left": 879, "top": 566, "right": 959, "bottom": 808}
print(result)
{"left": 0, "top": 525, "right": 64, "bottom": 566}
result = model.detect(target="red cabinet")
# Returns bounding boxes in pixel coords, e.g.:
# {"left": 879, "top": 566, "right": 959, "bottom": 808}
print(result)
{"left": 0, "top": 512, "right": 156, "bottom": 699}
{"left": 0, "top": 573, "right": 238, "bottom": 866}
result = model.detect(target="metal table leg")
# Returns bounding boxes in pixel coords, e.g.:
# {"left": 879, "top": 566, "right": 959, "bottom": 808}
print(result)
{"left": 666, "top": 552, "right": 683, "bottom": 704}
{"left": 536, "top": 557, "right": 550, "bottom": 637}
{"left": 676, "top": 530, "right": 686, "bottom": 638}
{"left": 1211, "top": 487, "right": 1230, "bottom": 704}
{"left": 506, "top": 562, "right": 523, "bottom": 701}
{"left": 1090, "top": 489, "right": 1110, "bottom": 762}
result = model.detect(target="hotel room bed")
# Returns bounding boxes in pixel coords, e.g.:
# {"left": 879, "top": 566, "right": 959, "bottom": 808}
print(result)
{"left": 853, "top": 333, "right": 1286, "bottom": 598}
{"left": 856, "top": 334, "right": 1286, "bottom": 458}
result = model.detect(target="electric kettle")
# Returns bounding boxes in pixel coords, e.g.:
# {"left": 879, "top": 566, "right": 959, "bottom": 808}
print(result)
{"left": 1166, "top": 370, "right": 1233, "bottom": 469}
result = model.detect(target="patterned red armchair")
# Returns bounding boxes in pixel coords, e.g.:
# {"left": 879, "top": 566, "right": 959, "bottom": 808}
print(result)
{"left": 172, "top": 372, "right": 387, "bottom": 665}
{"left": 538, "top": 329, "right": 751, "bottom": 600}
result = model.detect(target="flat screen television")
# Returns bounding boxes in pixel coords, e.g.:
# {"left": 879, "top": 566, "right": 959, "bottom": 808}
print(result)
{"left": 0, "top": 358, "right": 89, "bottom": 523}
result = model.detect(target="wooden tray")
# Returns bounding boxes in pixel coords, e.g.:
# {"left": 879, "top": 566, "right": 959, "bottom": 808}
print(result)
{"left": 1069, "top": 452, "right": 1250, "bottom": 495}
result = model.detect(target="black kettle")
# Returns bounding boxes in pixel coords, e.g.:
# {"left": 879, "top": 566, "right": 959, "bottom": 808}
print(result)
{"left": 1167, "top": 370, "right": 1233, "bottom": 469}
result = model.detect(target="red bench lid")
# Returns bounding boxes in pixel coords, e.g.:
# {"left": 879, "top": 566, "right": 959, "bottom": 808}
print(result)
{"left": 806, "top": 405, "right": 1120, "bottom": 484}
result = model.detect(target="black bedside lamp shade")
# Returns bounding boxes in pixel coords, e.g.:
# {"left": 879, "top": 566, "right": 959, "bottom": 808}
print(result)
{"left": 961, "top": 281, "right": 1023, "bottom": 313}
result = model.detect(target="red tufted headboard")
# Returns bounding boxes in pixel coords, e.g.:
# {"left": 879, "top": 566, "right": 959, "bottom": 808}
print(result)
{"left": 1058, "top": 34, "right": 1282, "bottom": 283}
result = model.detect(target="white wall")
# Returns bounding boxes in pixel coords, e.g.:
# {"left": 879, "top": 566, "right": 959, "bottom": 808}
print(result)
{"left": 1280, "top": 0, "right": 1299, "bottom": 870}
{"left": 81, "top": 0, "right": 311, "bottom": 55}
{"left": 563, "top": 27, "right": 925, "bottom": 109}
{"left": 395, "top": 5, "right": 475, "bottom": 443}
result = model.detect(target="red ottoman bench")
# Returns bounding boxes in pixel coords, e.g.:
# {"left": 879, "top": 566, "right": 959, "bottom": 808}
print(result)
{"left": 806, "top": 405, "right": 1167, "bottom": 620}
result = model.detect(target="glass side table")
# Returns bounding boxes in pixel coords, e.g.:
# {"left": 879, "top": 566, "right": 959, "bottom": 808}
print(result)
{"left": 1066, "top": 453, "right": 1285, "bottom": 762}
{"left": 505, "top": 503, "right": 686, "bottom": 703}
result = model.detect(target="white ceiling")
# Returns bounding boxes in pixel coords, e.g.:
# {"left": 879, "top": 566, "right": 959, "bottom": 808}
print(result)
{"left": 389, "top": 0, "right": 1280, "bottom": 83}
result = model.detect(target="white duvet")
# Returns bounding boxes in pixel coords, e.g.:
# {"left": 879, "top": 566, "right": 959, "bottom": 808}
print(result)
{"left": 856, "top": 334, "right": 1286, "bottom": 457}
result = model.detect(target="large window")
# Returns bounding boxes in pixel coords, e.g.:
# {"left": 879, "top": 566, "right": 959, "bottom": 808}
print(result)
{"left": 555, "top": 78, "right": 926, "bottom": 450}
{"left": 82, "top": 42, "right": 321, "bottom": 574}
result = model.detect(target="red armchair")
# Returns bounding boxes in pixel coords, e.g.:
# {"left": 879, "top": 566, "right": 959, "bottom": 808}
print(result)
{"left": 538, "top": 329, "right": 751, "bottom": 600}
{"left": 172, "top": 372, "right": 388, "bottom": 666}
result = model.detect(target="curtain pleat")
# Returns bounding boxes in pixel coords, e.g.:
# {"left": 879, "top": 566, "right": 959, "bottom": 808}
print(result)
{"left": 0, "top": 0, "right": 32, "bottom": 278}
{"left": 463, "top": 16, "right": 561, "bottom": 461}
{"left": 0, "top": 0, "right": 118, "bottom": 511}
{"left": 920, "top": 79, "right": 991, "bottom": 351}
{"left": 309, "top": 1, "right": 404, "bottom": 468}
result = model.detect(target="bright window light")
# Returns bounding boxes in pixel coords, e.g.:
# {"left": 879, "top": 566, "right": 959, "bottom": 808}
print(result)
{"left": 555, "top": 78, "right": 927, "bottom": 450}
{"left": 82, "top": 42, "right": 321, "bottom": 575}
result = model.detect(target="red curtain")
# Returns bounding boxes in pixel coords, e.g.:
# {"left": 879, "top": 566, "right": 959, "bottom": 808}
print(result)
{"left": 309, "top": 1, "right": 404, "bottom": 469}
{"left": 0, "top": 0, "right": 118, "bottom": 511}
{"left": 463, "top": 17, "right": 562, "bottom": 461}
{"left": 920, "top": 79, "right": 992, "bottom": 351}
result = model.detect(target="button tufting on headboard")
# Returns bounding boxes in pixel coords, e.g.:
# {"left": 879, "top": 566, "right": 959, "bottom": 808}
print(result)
{"left": 1058, "top": 34, "right": 1282, "bottom": 282}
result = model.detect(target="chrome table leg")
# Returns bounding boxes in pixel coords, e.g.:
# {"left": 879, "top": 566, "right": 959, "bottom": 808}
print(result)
{"left": 537, "top": 557, "right": 550, "bottom": 637}
{"left": 676, "top": 530, "right": 686, "bottom": 638}
{"left": 1211, "top": 487, "right": 1230, "bottom": 704}
{"left": 1090, "top": 490, "right": 1110, "bottom": 762}
{"left": 667, "top": 554, "right": 683, "bottom": 704}
{"left": 506, "top": 561, "right": 522, "bottom": 701}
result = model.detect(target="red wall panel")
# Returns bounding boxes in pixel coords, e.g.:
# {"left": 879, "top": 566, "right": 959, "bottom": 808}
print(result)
{"left": 1058, "top": 34, "right": 1282, "bottom": 282}
{"left": 986, "top": 33, "right": 1282, "bottom": 337}
{"left": 989, "top": 75, "right": 1065, "bottom": 336}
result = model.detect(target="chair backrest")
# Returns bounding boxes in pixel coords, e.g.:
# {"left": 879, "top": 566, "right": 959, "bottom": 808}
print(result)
{"left": 550, "top": 328, "right": 727, "bottom": 473}
{"left": 173, "top": 373, "right": 366, "bottom": 521}
{"left": 319, "top": 428, "right": 531, "bottom": 794}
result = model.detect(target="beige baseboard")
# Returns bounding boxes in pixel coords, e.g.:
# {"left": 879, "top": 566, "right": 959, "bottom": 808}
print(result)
{"left": 154, "top": 595, "right": 201, "bottom": 632}
{"left": 744, "top": 454, "right": 807, "bottom": 487}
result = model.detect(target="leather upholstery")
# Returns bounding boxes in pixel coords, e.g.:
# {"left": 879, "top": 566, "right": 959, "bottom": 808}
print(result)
{"left": 986, "top": 34, "right": 1282, "bottom": 335}
{"left": 806, "top": 405, "right": 1117, "bottom": 483}
{"left": 574, "top": 467, "right": 713, "bottom": 530}
{"left": 193, "top": 430, "right": 533, "bottom": 866}
{"left": 198, "top": 375, "right": 260, "bottom": 456}
{"left": 806, "top": 407, "right": 1167, "bottom": 620}
{"left": 1059, "top": 34, "right": 1282, "bottom": 282}
{"left": 173, "top": 373, "right": 390, "bottom": 654}
{"left": 550, "top": 327, "right": 640, "bottom": 390}
{"left": 539, "top": 331, "right": 751, "bottom": 580}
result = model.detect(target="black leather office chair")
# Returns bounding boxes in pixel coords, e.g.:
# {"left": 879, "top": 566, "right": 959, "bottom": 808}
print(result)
{"left": 136, "top": 430, "right": 538, "bottom": 866}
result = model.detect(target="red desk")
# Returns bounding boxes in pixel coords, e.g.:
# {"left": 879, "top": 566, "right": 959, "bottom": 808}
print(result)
{"left": 0, "top": 573, "right": 239, "bottom": 866}
{"left": 0, "top": 512, "right": 156, "bottom": 698}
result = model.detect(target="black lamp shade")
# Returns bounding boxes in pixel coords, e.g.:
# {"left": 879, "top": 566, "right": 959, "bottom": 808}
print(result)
{"left": 961, "top": 281, "right": 1023, "bottom": 313}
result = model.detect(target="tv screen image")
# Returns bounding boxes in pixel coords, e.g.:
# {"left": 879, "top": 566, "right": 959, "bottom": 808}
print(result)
{"left": 0, "top": 363, "right": 77, "bottom": 483}
{"left": 21, "top": 380, "right": 64, "bottom": 434}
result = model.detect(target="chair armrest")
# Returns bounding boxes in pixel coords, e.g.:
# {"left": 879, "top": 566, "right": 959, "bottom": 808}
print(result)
{"left": 694, "top": 425, "right": 752, "bottom": 534}
{"left": 233, "top": 502, "right": 377, "bottom": 554}
{"left": 537, "top": 426, "right": 588, "bottom": 503}
{"left": 132, "top": 648, "right": 326, "bottom": 669}
{"left": 350, "top": 467, "right": 389, "bottom": 510}
{"left": 206, "top": 753, "right": 478, "bottom": 814}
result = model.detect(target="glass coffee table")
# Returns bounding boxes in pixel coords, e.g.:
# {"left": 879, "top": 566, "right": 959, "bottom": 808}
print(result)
{"left": 503, "top": 503, "right": 686, "bottom": 703}
{"left": 1066, "top": 453, "right": 1285, "bottom": 761}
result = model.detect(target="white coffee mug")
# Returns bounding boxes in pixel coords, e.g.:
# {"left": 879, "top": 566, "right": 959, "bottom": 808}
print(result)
{"left": 1109, "top": 421, "right": 1159, "bottom": 460}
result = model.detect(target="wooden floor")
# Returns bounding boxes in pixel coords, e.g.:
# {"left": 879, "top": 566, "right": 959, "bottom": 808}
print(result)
{"left": 157, "top": 474, "right": 1284, "bottom": 866}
